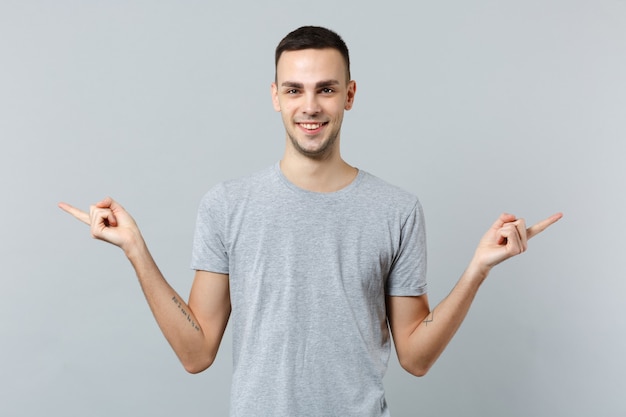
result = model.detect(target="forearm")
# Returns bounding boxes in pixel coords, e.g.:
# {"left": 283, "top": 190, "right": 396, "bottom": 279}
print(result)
{"left": 59, "top": 198, "right": 228, "bottom": 372}
{"left": 391, "top": 212, "right": 562, "bottom": 377}
{"left": 395, "top": 259, "right": 490, "bottom": 376}
{"left": 124, "top": 239, "right": 218, "bottom": 373}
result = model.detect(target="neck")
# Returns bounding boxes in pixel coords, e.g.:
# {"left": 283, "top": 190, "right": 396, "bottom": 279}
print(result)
{"left": 280, "top": 149, "right": 357, "bottom": 193}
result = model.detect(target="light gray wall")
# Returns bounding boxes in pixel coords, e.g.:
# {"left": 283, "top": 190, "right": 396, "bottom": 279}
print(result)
{"left": 1, "top": 1, "right": 624, "bottom": 416}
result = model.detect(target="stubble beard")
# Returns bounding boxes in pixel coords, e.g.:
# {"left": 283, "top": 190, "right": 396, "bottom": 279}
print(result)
{"left": 287, "top": 118, "right": 343, "bottom": 161}
{"left": 288, "top": 130, "right": 340, "bottom": 160}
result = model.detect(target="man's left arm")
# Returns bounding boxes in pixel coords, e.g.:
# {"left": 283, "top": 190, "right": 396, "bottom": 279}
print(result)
{"left": 387, "top": 212, "right": 562, "bottom": 377}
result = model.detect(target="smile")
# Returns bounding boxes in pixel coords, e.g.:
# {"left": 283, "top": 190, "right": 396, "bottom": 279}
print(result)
{"left": 298, "top": 122, "right": 328, "bottom": 130}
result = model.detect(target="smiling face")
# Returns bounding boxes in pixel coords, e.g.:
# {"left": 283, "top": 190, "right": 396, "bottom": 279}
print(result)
{"left": 272, "top": 48, "right": 356, "bottom": 161}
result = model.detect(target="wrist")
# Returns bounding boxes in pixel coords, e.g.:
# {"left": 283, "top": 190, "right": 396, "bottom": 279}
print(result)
{"left": 464, "top": 256, "right": 492, "bottom": 285}
{"left": 122, "top": 232, "right": 148, "bottom": 262}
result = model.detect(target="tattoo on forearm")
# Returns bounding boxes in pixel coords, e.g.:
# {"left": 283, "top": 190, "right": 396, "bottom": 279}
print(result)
{"left": 423, "top": 309, "right": 434, "bottom": 326}
{"left": 172, "top": 296, "right": 200, "bottom": 331}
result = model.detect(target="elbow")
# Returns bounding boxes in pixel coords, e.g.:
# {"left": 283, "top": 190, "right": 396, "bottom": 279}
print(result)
{"left": 406, "top": 366, "right": 429, "bottom": 378}
{"left": 181, "top": 353, "right": 216, "bottom": 375}
{"left": 399, "top": 357, "right": 432, "bottom": 378}
{"left": 184, "top": 362, "right": 210, "bottom": 375}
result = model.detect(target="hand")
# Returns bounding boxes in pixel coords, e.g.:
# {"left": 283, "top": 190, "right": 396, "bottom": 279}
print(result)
{"left": 58, "top": 197, "right": 143, "bottom": 252}
{"left": 473, "top": 212, "right": 563, "bottom": 271}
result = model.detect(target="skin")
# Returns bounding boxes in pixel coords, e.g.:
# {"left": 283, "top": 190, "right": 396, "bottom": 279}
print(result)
{"left": 272, "top": 49, "right": 354, "bottom": 161}
{"left": 58, "top": 47, "right": 562, "bottom": 376}
{"left": 272, "top": 48, "right": 357, "bottom": 192}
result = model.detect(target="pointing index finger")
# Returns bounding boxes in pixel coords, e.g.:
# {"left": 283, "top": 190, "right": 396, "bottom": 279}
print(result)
{"left": 527, "top": 212, "right": 563, "bottom": 240}
{"left": 58, "top": 202, "right": 90, "bottom": 225}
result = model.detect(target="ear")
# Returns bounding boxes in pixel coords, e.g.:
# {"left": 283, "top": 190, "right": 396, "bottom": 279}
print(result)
{"left": 271, "top": 82, "right": 281, "bottom": 112}
{"left": 344, "top": 80, "right": 356, "bottom": 110}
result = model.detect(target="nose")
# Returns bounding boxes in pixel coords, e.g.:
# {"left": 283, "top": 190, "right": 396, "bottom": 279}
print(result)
{"left": 302, "top": 92, "right": 321, "bottom": 115}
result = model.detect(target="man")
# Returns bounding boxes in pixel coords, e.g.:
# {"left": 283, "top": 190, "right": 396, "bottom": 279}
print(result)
{"left": 59, "top": 26, "right": 562, "bottom": 417}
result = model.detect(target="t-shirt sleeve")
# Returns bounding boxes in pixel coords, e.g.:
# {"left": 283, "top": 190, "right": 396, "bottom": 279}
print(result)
{"left": 385, "top": 200, "right": 428, "bottom": 296}
{"left": 190, "top": 185, "right": 230, "bottom": 274}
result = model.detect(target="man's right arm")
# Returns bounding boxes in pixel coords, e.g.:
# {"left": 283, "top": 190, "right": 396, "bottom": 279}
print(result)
{"left": 59, "top": 197, "right": 231, "bottom": 373}
{"left": 129, "top": 240, "right": 231, "bottom": 373}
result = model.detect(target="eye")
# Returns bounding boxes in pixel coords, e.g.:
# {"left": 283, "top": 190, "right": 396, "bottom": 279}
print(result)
{"left": 285, "top": 89, "right": 299, "bottom": 94}
{"left": 321, "top": 88, "right": 334, "bottom": 94}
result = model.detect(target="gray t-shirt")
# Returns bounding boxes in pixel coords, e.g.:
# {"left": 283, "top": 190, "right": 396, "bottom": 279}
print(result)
{"left": 191, "top": 163, "right": 427, "bottom": 417}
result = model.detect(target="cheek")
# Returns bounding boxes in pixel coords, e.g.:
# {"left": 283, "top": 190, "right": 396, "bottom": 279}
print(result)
{"left": 329, "top": 103, "right": 346, "bottom": 118}
{"left": 281, "top": 101, "right": 302, "bottom": 116}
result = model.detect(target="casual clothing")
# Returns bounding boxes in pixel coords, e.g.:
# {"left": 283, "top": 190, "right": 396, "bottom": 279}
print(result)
{"left": 191, "top": 163, "right": 427, "bottom": 417}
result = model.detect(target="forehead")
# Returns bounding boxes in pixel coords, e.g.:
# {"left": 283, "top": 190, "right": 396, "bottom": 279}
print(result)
{"left": 276, "top": 48, "right": 348, "bottom": 83}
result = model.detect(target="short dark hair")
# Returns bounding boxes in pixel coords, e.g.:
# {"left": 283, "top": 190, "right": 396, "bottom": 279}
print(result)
{"left": 275, "top": 26, "right": 351, "bottom": 81}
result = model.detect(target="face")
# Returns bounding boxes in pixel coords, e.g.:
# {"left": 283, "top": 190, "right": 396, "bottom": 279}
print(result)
{"left": 272, "top": 48, "right": 356, "bottom": 160}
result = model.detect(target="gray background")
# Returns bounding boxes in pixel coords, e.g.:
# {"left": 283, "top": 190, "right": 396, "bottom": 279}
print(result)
{"left": 1, "top": 0, "right": 624, "bottom": 416}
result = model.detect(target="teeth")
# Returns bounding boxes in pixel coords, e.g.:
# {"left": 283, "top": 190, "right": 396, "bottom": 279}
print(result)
{"left": 301, "top": 123, "right": 322, "bottom": 130}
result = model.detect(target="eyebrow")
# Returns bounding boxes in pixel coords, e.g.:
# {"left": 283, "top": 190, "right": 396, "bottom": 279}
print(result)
{"left": 280, "top": 79, "right": 341, "bottom": 89}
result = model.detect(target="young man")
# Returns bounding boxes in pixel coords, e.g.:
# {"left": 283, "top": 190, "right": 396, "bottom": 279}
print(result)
{"left": 59, "top": 26, "right": 562, "bottom": 417}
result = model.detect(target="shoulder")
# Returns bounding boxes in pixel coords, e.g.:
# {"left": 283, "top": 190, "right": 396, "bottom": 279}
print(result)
{"left": 201, "top": 164, "right": 277, "bottom": 202}
{"left": 357, "top": 170, "right": 421, "bottom": 209}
